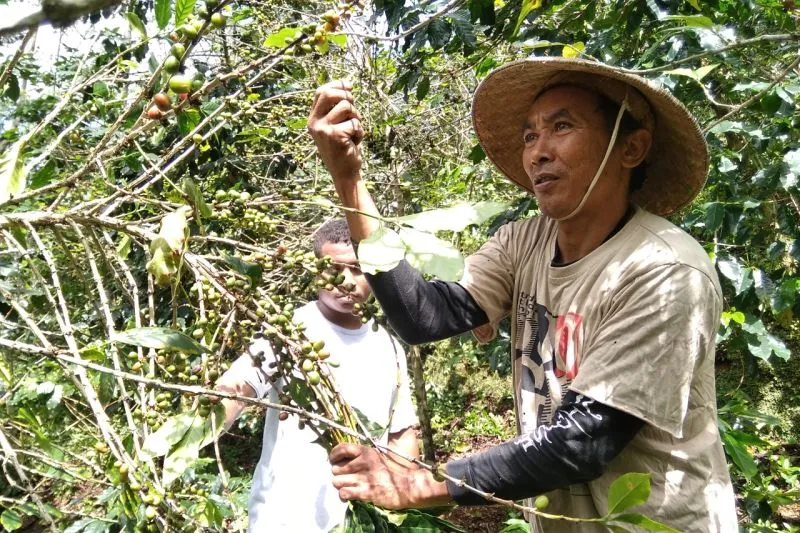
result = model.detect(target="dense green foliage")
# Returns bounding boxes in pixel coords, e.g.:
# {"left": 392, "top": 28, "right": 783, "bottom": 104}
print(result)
{"left": 1, "top": 0, "right": 799, "bottom": 530}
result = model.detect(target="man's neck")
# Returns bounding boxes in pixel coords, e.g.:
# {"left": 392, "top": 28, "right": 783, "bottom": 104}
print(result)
{"left": 315, "top": 301, "right": 363, "bottom": 330}
{"left": 555, "top": 201, "right": 632, "bottom": 265}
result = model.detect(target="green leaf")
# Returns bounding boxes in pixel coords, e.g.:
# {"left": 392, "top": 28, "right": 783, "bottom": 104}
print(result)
{"left": 92, "top": 81, "right": 109, "bottom": 98}
{"left": 142, "top": 412, "right": 196, "bottom": 458}
{"left": 661, "top": 14, "right": 713, "bottom": 27}
{"left": 221, "top": 253, "right": 263, "bottom": 287}
{"left": 3, "top": 73, "right": 20, "bottom": 100}
{"left": 607, "top": 513, "right": 681, "bottom": 532}
{"left": 0, "top": 133, "right": 31, "bottom": 203}
{"left": 155, "top": 0, "right": 171, "bottom": 29}
{"left": 416, "top": 76, "right": 431, "bottom": 101}
{"left": 30, "top": 159, "right": 56, "bottom": 189}
{"left": 427, "top": 19, "right": 451, "bottom": 50}
{"left": 175, "top": 0, "right": 196, "bottom": 26}
{"left": 396, "top": 201, "right": 507, "bottom": 233}
{"left": 513, "top": 0, "right": 542, "bottom": 36}
{"left": 400, "top": 228, "right": 464, "bottom": 281}
{"left": 664, "top": 64, "right": 719, "bottom": 81}
{"left": 606, "top": 472, "right": 651, "bottom": 515}
{"left": 358, "top": 225, "right": 407, "bottom": 275}
{"left": 0, "top": 509, "right": 23, "bottom": 531}
{"left": 163, "top": 410, "right": 206, "bottom": 485}
{"left": 126, "top": 12, "right": 147, "bottom": 39}
{"left": 704, "top": 202, "right": 724, "bottom": 232}
{"left": 740, "top": 318, "right": 790, "bottom": 361}
{"left": 721, "top": 430, "right": 758, "bottom": 479}
{"left": 180, "top": 177, "right": 212, "bottom": 218}
{"left": 562, "top": 42, "right": 585, "bottom": 58}
{"left": 450, "top": 10, "right": 476, "bottom": 55}
{"left": 263, "top": 27, "right": 300, "bottom": 48}
{"left": 328, "top": 34, "right": 347, "bottom": 47}
{"left": 113, "top": 327, "right": 206, "bottom": 355}
{"left": 198, "top": 403, "right": 226, "bottom": 448}
{"left": 685, "top": 0, "right": 701, "bottom": 10}
{"left": 177, "top": 108, "right": 201, "bottom": 136}
{"left": 468, "top": 144, "right": 486, "bottom": 163}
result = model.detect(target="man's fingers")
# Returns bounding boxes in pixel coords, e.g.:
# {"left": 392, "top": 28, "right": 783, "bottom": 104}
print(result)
{"left": 329, "top": 443, "right": 364, "bottom": 464}
{"left": 326, "top": 99, "right": 361, "bottom": 124}
{"left": 349, "top": 118, "right": 365, "bottom": 145}
{"left": 331, "top": 473, "right": 362, "bottom": 490}
{"left": 310, "top": 87, "right": 354, "bottom": 121}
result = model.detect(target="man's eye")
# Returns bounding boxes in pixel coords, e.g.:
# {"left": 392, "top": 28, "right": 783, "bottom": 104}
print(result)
{"left": 555, "top": 121, "right": 572, "bottom": 131}
{"left": 523, "top": 132, "right": 537, "bottom": 143}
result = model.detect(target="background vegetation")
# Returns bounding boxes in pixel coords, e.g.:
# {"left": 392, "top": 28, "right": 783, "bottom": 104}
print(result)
{"left": 0, "top": 0, "right": 798, "bottom": 530}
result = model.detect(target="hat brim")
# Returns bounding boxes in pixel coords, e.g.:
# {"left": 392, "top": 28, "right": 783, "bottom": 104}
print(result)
{"left": 472, "top": 58, "right": 709, "bottom": 216}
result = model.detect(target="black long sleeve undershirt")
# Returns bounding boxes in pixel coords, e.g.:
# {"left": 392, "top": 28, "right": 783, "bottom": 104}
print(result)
{"left": 365, "top": 259, "right": 489, "bottom": 344}
{"left": 445, "top": 390, "right": 645, "bottom": 505}
{"left": 364, "top": 261, "right": 645, "bottom": 503}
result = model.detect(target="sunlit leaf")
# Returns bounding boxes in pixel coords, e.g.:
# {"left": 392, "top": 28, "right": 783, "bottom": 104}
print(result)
{"left": 513, "top": 0, "right": 542, "bottom": 36}
{"left": 396, "top": 201, "right": 507, "bottom": 233}
{"left": 606, "top": 472, "right": 651, "bottom": 515}
{"left": 664, "top": 64, "right": 719, "bottom": 81}
{"left": 126, "top": 12, "right": 147, "bottom": 39}
{"left": 562, "top": 41, "right": 585, "bottom": 58}
{"left": 263, "top": 27, "right": 301, "bottom": 48}
{"left": 721, "top": 430, "right": 758, "bottom": 479}
{"left": 400, "top": 228, "right": 464, "bottom": 281}
{"left": 0, "top": 509, "right": 22, "bottom": 531}
{"left": 142, "top": 412, "right": 196, "bottom": 458}
{"left": 113, "top": 327, "right": 205, "bottom": 354}
{"left": 175, "top": 0, "right": 196, "bottom": 26}
{"left": 163, "top": 411, "right": 206, "bottom": 485}
{"left": 358, "top": 225, "right": 407, "bottom": 274}
{"left": 0, "top": 133, "right": 31, "bottom": 203}
{"left": 607, "top": 513, "right": 681, "bottom": 532}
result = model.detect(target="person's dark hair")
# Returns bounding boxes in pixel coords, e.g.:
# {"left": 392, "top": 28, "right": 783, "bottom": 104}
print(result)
{"left": 313, "top": 219, "right": 352, "bottom": 257}
{"left": 593, "top": 92, "right": 648, "bottom": 193}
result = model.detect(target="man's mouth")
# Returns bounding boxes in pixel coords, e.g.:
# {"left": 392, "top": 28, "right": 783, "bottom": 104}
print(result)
{"left": 532, "top": 173, "right": 559, "bottom": 186}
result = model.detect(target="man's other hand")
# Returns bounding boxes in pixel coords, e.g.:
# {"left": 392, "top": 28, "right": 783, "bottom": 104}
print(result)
{"left": 329, "top": 443, "right": 451, "bottom": 510}
{"left": 307, "top": 80, "right": 364, "bottom": 183}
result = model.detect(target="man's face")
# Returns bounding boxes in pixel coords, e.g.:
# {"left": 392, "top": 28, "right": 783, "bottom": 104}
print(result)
{"left": 316, "top": 241, "right": 370, "bottom": 315}
{"left": 521, "top": 85, "right": 626, "bottom": 219}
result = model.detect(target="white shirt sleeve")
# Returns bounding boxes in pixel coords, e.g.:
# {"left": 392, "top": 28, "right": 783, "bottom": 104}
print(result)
{"left": 387, "top": 338, "right": 419, "bottom": 434}
{"left": 224, "top": 338, "right": 278, "bottom": 399}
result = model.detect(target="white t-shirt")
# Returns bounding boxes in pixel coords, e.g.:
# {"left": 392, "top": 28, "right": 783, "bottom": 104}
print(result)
{"left": 225, "top": 302, "right": 418, "bottom": 533}
{"left": 460, "top": 207, "right": 737, "bottom": 533}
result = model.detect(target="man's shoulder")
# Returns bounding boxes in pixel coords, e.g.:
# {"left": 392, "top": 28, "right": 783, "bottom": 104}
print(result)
{"left": 623, "top": 208, "right": 720, "bottom": 289}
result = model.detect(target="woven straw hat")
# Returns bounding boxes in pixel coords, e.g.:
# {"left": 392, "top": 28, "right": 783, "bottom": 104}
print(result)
{"left": 472, "top": 57, "right": 709, "bottom": 216}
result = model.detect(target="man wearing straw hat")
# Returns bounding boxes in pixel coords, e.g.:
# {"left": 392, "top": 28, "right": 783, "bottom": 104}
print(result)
{"left": 308, "top": 58, "right": 737, "bottom": 532}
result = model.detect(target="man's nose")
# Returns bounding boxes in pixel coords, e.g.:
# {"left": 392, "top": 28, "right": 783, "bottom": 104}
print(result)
{"left": 527, "top": 135, "right": 554, "bottom": 167}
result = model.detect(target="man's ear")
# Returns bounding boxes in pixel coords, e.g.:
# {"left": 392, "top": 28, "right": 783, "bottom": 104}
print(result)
{"left": 621, "top": 128, "right": 652, "bottom": 169}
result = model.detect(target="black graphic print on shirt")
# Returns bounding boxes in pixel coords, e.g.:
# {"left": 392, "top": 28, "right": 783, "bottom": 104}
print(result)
{"left": 514, "top": 291, "right": 584, "bottom": 431}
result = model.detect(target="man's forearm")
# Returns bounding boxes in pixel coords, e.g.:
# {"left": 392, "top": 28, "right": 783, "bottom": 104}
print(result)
{"left": 444, "top": 391, "right": 644, "bottom": 505}
{"left": 334, "top": 176, "right": 380, "bottom": 243}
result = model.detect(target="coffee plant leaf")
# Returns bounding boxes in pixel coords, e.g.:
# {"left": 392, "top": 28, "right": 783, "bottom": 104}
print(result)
{"left": 606, "top": 472, "right": 651, "bottom": 515}
{"left": 112, "top": 327, "right": 206, "bottom": 355}
{"left": 125, "top": 12, "right": 147, "bottom": 39}
{"left": 396, "top": 201, "right": 507, "bottom": 233}
{"left": 181, "top": 177, "right": 212, "bottom": 219}
{"left": 163, "top": 411, "right": 206, "bottom": 485}
{"left": 0, "top": 133, "right": 30, "bottom": 203}
{"left": 606, "top": 513, "right": 681, "bottom": 532}
{"left": 400, "top": 228, "right": 464, "bottom": 281}
{"left": 199, "top": 404, "right": 226, "bottom": 449}
{"left": 175, "top": 0, "right": 196, "bottom": 26}
{"left": 221, "top": 253, "right": 263, "bottom": 287}
{"left": 142, "top": 411, "right": 197, "bottom": 458}
{"left": 263, "top": 27, "right": 301, "bottom": 48}
{"left": 0, "top": 509, "right": 22, "bottom": 531}
{"left": 155, "top": 0, "right": 171, "bottom": 29}
{"left": 358, "top": 225, "right": 406, "bottom": 274}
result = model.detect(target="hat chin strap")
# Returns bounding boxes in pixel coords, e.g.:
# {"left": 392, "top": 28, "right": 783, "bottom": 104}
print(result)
{"left": 553, "top": 94, "right": 630, "bottom": 222}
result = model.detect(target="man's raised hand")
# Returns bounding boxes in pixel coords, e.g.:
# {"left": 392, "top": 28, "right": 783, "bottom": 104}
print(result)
{"left": 307, "top": 80, "right": 365, "bottom": 183}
